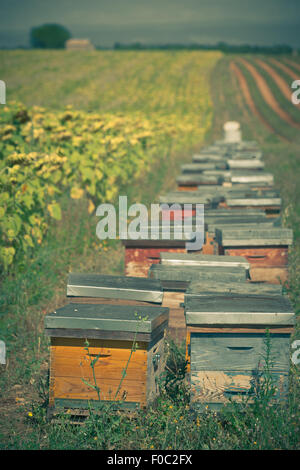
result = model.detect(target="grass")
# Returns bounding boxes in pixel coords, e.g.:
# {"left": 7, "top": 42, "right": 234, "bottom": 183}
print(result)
{"left": 0, "top": 51, "right": 300, "bottom": 450}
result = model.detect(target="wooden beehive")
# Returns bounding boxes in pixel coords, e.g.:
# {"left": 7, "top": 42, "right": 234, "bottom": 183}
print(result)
{"left": 184, "top": 294, "right": 295, "bottom": 411}
{"left": 158, "top": 191, "right": 219, "bottom": 223}
{"left": 45, "top": 303, "right": 169, "bottom": 414}
{"left": 148, "top": 261, "right": 249, "bottom": 343}
{"left": 216, "top": 227, "right": 293, "bottom": 284}
{"left": 221, "top": 196, "right": 281, "bottom": 217}
{"left": 122, "top": 234, "right": 193, "bottom": 277}
{"left": 204, "top": 208, "right": 271, "bottom": 255}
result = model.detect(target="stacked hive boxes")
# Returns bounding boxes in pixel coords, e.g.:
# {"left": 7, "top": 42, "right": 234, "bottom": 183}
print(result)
{"left": 45, "top": 275, "right": 169, "bottom": 415}
{"left": 44, "top": 129, "right": 296, "bottom": 416}
{"left": 169, "top": 137, "right": 295, "bottom": 410}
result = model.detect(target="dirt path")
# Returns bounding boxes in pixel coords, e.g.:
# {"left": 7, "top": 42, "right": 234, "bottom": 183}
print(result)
{"left": 269, "top": 58, "right": 299, "bottom": 80}
{"left": 239, "top": 58, "right": 300, "bottom": 129}
{"left": 230, "top": 61, "right": 279, "bottom": 136}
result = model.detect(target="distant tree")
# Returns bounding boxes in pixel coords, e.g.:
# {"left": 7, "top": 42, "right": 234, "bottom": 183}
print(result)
{"left": 30, "top": 24, "right": 71, "bottom": 49}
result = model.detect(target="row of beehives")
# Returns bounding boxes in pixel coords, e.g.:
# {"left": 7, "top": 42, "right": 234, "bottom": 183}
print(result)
{"left": 44, "top": 136, "right": 296, "bottom": 415}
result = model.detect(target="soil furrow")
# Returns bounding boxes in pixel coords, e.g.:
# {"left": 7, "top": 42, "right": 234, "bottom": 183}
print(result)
{"left": 239, "top": 58, "right": 300, "bottom": 129}
{"left": 230, "top": 61, "right": 279, "bottom": 136}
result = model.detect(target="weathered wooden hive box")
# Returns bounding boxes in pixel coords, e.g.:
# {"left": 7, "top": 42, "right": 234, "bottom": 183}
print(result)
{"left": 216, "top": 227, "right": 293, "bottom": 284}
{"left": 122, "top": 232, "right": 196, "bottom": 277}
{"left": 158, "top": 191, "right": 219, "bottom": 226}
{"left": 204, "top": 209, "right": 271, "bottom": 255}
{"left": 221, "top": 194, "right": 281, "bottom": 216}
{"left": 148, "top": 260, "right": 249, "bottom": 343}
{"left": 184, "top": 293, "right": 295, "bottom": 411}
{"left": 45, "top": 303, "right": 169, "bottom": 414}
{"left": 67, "top": 273, "right": 163, "bottom": 306}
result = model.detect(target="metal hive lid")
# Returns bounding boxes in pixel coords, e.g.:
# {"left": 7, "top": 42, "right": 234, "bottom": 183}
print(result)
{"left": 216, "top": 227, "right": 293, "bottom": 246}
{"left": 230, "top": 172, "right": 274, "bottom": 184}
{"left": 185, "top": 295, "right": 295, "bottom": 326}
{"left": 207, "top": 221, "right": 276, "bottom": 233}
{"left": 176, "top": 174, "right": 223, "bottom": 185}
{"left": 159, "top": 252, "right": 250, "bottom": 270}
{"left": 181, "top": 162, "right": 227, "bottom": 172}
{"left": 45, "top": 303, "right": 169, "bottom": 333}
{"left": 226, "top": 198, "right": 281, "bottom": 207}
{"left": 67, "top": 273, "right": 163, "bottom": 303}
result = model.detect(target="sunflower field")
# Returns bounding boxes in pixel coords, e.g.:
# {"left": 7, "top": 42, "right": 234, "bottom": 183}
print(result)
{"left": 0, "top": 50, "right": 221, "bottom": 270}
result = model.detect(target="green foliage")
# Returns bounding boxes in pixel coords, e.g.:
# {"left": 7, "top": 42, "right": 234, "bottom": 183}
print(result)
{"left": 30, "top": 24, "right": 71, "bottom": 49}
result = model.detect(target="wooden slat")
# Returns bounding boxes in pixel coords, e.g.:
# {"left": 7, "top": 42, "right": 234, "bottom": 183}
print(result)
{"left": 186, "top": 279, "right": 283, "bottom": 297}
{"left": 190, "top": 370, "right": 288, "bottom": 405}
{"left": 69, "top": 297, "right": 159, "bottom": 306}
{"left": 51, "top": 345, "right": 147, "bottom": 380}
{"left": 190, "top": 333, "right": 290, "bottom": 371}
{"left": 162, "top": 291, "right": 185, "bottom": 309}
{"left": 51, "top": 375, "right": 147, "bottom": 405}
{"left": 250, "top": 266, "right": 288, "bottom": 284}
{"left": 51, "top": 337, "right": 148, "bottom": 349}
{"left": 224, "top": 247, "right": 288, "bottom": 266}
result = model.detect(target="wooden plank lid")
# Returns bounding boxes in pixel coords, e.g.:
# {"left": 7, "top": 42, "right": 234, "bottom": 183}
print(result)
{"left": 230, "top": 172, "right": 274, "bottom": 184}
{"left": 148, "top": 264, "right": 248, "bottom": 290}
{"left": 207, "top": 221, "right": 276, "bottom": 233}
{"left": 181, "top": 162, "right": 227, "bottom": 173}
{"left": 176, "top": 174, "right": 224, "bottom": 185}
{"left": 185, "top": 295, "right": 295, "bottom": 326}
{"left": 45, "top": 303, "right": 169, "bottom": 334}
{"left": 67, "top": 273, "right": 163, "bottom": 303}
{"left": 186, "top": 280, "right": 284, "bottom": 297}
{"left": 216, "top": 227, "right": 293, "bottom": 247}
{"left": 227, "top": 159, "right": 264, "bottom": 169}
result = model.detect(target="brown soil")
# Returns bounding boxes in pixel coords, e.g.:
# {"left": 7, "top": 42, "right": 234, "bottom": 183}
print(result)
{"left": 255, "top": 58, "right": 300, "bottom": 108}
{"left": 269, "top": 58, "right": 299, "bottom": 80}
{"left": 283, "top": 58, "right": 300, "bottom": 73}
{"left": 230, "top": 61, "right": 279, "bottom": 136}
{"left": 239, "top": 58, "right": 300, "bottom": 130}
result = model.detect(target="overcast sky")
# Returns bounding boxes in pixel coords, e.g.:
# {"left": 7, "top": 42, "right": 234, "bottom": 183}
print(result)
{"left": 1, "top": 0, "right": 300, "bottom": 48}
